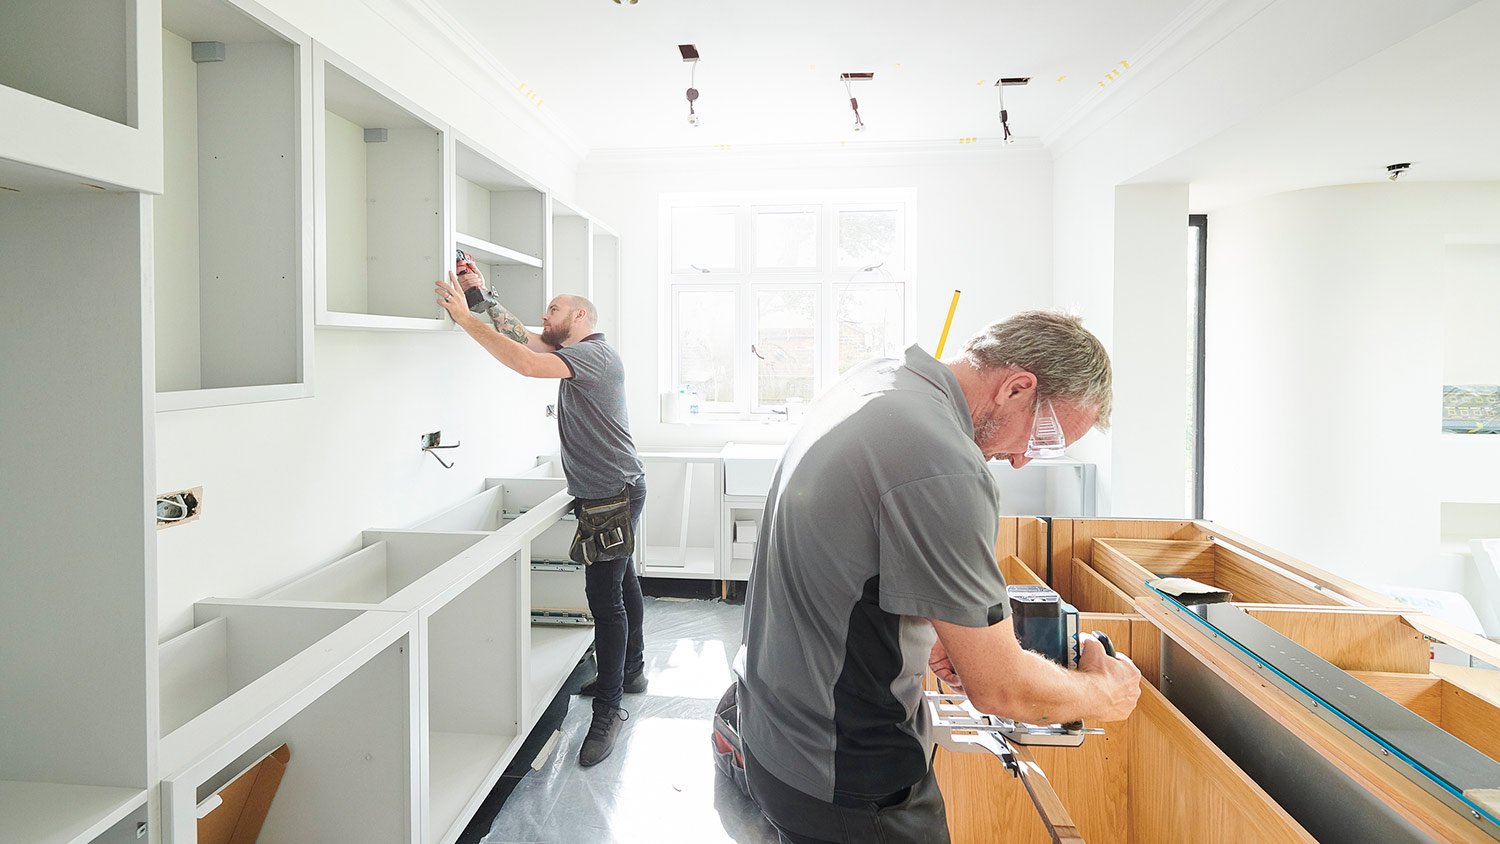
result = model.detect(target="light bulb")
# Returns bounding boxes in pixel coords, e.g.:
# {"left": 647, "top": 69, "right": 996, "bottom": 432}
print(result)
{"left": 688, "top": 113, "right": 700, "bottom": 127}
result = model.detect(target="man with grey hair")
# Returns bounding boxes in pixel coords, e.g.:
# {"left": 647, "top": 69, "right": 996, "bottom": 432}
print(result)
{"left": 736, "top": 311, "right": 1141, "bottom": 842}
{"left": 437, "top": 271, "right": 646, "bottom": 769}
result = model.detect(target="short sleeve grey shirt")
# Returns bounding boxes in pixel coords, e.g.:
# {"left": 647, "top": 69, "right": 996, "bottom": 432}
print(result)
{"left": 736, "top": 345, "right": 1008, "bottom": 803}
{"left": 552, "top": 334, "right": 644, "bottom": 499}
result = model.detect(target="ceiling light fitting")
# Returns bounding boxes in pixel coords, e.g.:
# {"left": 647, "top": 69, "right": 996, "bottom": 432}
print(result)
{"left": 1387, "top": 162, "right": 1411, "bottom": 182}
{"left": 681, "top": 44, "right": 701, "bottom": 127}
{"left": 842, "top": 72, "right": 873, "bottom": 132}
{"left": 994, "top": 77, "right": 1029, "bottom": 144}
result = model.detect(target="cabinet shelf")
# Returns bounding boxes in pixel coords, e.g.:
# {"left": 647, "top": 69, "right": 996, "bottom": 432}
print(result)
{"left": 0, "top": 782, "right": 147, "bottom": 844}
{"left": 455, "top": 231, "right": 542, "bottom": 268}
{"left": 527, "top": 625, "right": 595, "bottom": 723}
{"left": 430, "top": 731, "right": 514, "bottom": 844}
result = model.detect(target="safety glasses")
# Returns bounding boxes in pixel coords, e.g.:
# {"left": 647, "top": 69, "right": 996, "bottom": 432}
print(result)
{"left": 1023, "top": 397, "right": 1067, "bottom": 460}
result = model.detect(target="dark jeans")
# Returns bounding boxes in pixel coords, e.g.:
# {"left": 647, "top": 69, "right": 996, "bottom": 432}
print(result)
{"left": 583, "top": 480, "right": 647, "bottom": 712}
{"left": 745, "top": 747, "right": 950, "bottom": 844}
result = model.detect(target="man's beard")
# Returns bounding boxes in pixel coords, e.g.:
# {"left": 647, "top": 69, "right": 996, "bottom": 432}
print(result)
{"left": 541, "top": 324, "right": 567, "bottom": 348}
{"left": 972, "top": 409, "right": 1002, "bottom": 451}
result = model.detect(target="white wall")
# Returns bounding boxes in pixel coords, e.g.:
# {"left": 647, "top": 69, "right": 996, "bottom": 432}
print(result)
{"left": 577, "top": 146, "right": 1055, "bottom": 450}
{"left": 1204, "top": 183, "right": 1500, "bottom": 588}
{"left": 152, "top": 0, "right": 581, "bottom": 636}
{"left": 1444, "top": 243, "right": 1500, "bottom": 384}
{"left": 1050, "top": 0, "right": 1478, "bottom": 516}
{"left": 1112, "top": 184, "right": 1193, "bottom": 517}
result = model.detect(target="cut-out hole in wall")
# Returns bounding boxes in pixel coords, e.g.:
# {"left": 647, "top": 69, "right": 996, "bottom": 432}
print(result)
{"left": 157, "top": 486, "right": 203, "bottom": 529}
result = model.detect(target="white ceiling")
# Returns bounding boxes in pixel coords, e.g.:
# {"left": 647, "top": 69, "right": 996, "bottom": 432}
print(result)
{"left": 1135, "top": 0, "right": 1500, "bottom": 209}
{"left": 431, "top": 0, "right": 1197, "bottom": 150}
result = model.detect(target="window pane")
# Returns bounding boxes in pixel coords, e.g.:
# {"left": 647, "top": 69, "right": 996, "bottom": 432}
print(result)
{"left": 838, "top": 209, "right": 901, "bottom": 267}
{"left": 836, "top": 285, "right": 904, "bottom": 374}
{"left": 676, "top": 289, "right": 736, "bottom": 402}
{"left": 671, "top": 207, "right": 737, "bottom": 272}
{"left": 754, "top": 209, "right": 818, "bottom": 268}
{"left": 754, "top": 289, "right": 817, "bottom": 407}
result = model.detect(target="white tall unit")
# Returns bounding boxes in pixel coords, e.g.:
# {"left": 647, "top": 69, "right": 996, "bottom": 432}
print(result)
{"left": 0, "top": 170, "right": 155, "bottom": 843}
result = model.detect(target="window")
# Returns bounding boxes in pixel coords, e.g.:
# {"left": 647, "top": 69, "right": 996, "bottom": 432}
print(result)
{"left": 663, "top": 195, "right": 911, "bottom": 419}
{"left": 1188, "top": 214, "right": 1207, "bottom": 519}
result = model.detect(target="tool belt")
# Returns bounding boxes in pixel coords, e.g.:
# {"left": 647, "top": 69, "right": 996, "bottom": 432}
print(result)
{"left": 569, "top": 489, "right": 634, "bottom": 565}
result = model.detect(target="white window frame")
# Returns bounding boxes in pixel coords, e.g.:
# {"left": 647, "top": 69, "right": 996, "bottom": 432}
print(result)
{"left": 659, "top": 190, "right": 916, "bottom": 421}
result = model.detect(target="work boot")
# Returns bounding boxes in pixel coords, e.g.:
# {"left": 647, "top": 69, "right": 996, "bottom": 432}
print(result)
{"left": 579, "top": 706, "right": 629, "bottom": 768}
{"left": 578, "top": 670, "right": 647, "bottom": 697}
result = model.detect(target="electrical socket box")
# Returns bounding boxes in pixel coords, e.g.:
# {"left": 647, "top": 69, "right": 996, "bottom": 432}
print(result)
{"left": 157, "top": 486, "right": 204, "bottom": 529}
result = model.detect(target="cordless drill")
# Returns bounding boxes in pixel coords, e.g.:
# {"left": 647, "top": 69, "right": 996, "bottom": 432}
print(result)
{"left": 455, "top": 249, "right": 501, "bottom": 314}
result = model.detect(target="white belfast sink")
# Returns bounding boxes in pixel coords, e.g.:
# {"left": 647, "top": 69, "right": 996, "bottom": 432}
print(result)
{"left": 721, "top": 442, "right": 785, "bottom": 497}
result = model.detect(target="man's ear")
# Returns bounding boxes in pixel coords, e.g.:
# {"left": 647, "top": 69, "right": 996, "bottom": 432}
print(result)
{"left": 994, "top": 370, "right": 1037, "bottom": 405}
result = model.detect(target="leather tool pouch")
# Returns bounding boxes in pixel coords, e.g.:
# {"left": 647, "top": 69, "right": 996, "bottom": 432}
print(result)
{"left": 569, "top": 490, "right": 634, "bottom": 565}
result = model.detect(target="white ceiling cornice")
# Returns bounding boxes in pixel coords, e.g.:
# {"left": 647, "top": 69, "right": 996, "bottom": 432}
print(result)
{"left": 381, "top": 0, "right": 592, "bottom": 161}
{"left": 1042, "top": 0, "right": 1258, "bottom": 154}
{"left": 583, "top": 137, "right": 1051, "bottom": 171}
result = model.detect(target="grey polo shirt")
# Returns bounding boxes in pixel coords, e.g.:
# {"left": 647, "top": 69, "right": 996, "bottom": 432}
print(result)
{"left": 552, "top": 333, "right": 644, "bottom": 500}
{"left": 736, "top": 344, "right": 1009, "bottom": 803}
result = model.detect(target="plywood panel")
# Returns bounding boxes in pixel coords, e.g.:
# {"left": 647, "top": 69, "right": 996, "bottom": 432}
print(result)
{"left": 1088, "top": 542, "right": 1159, "bottom": 598}
{"left": 997, "top": 517, "right": 1020, "bottom": 564}
{"left": 1441, "top": 682, "right": 1500, "bottom": 764}
{"left": 1050, "top": 518, "right": 1075, "bottom": 601}
{"left": 1053, "top": 519, "right": 1204, "bottom": 567}
{"left": 936, "top": 701, "right": 1131, "bottom": 844}
{"left": 1130, "top": 683, "right": 1314, "bottom": 843}
{"left": 1213, "top": 545, "right": 1335, "bottom": 605}
{"left": 1070, "top": 560, "right": 1138, "bottom": 615}
{"left": 1099, "top": 539, "right": 1215, "bottom": 579}
{"left": 1199, "top": 522, "right": 1395, "bottom": 609}
{"left": 1017, "top": 518, "right": 1047, "bottom": 574}
{"left": 1130, "top": 618, "right": 1162, "bottom": 688}
{"left": 1241, "top": 608, "right": 1429, "bottom": 674}
{"left": 1000, "top": 556, "right": 1047, "bottom": 588}
{"left": 1348, "top": 672, "right": 1444, "bottom": 724}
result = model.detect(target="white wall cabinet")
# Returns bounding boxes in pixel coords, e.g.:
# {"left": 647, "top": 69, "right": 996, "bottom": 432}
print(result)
{"left": 0, "top": 0, "right": 162, "bottom": 194}
{"left": 155, "top": 0, "right": 314, "bottom": 411}
{"left": 316, "top": 45, "right": 449, "bottom": 330}
{"left": 453, "top": 139, "right": 546, "bottom": 326}
{"left": 591, "top": 224, "right": 622, "bottom": 342}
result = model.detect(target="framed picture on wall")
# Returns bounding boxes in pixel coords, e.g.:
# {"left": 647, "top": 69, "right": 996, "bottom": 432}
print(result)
{"left": 1443, "top": 385, "right": 1500, "bottom": 434}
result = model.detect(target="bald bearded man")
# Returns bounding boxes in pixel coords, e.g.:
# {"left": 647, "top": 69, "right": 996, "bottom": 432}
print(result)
{"left": 438, "top": 270, "right": 646, "bottom": 768}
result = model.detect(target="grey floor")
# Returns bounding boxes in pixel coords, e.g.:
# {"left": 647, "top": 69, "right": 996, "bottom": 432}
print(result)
{"left": 471, "top": 598, "right": 780, "bottom": 844}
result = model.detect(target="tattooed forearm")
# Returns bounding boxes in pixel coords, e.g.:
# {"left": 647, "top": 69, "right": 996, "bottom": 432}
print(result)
{"left": 486, "top": 304, "right": 530, "bottom": 344}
